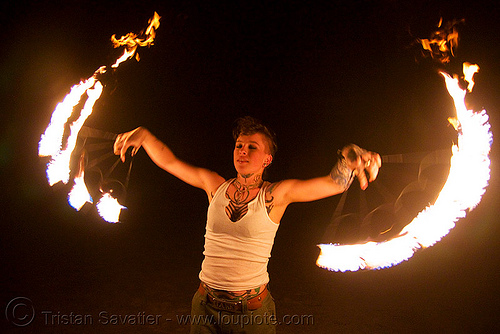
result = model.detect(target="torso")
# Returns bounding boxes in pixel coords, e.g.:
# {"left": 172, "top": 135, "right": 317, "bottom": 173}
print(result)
{"left": 201, "top": 178, "right": 280, "bottom": 291}
{"left": 221, "top": 179, "right": 287, "bottom": 224}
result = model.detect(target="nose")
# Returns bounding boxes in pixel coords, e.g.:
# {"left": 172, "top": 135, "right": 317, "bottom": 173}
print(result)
{"left": 239, "top": 147, "right": 247, "bottom": 155}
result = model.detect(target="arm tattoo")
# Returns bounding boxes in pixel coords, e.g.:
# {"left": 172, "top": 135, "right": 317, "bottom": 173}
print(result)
{"left": 330, "top": 157, "right": 354, "bottom": 191}
{"left": 265, "top": 181, "right": 282, "bottom": 214}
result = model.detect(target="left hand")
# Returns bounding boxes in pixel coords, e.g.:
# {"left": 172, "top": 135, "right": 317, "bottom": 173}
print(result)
{"left": 340, "top": 144, "right": 382, "bottom": 190}
{"left": 113, "top": 127, "right": 148, "bottom": 162}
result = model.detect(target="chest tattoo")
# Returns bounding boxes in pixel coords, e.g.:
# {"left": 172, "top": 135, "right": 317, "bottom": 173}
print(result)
{"left": 225, "top": 196, "right": 250, "bottom": 222}
{"left": 225, "top": 179, "right": 262, "bottom": 222}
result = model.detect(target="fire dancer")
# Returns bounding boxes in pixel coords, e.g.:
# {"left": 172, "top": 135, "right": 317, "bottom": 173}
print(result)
{"left": 113, "top": 116, "right": 381, "bottom": 333}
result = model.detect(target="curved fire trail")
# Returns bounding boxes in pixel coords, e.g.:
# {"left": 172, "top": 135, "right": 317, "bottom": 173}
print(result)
{"left": 316, "top": 64, "right": 492, "bottom": 272}
{"left": 38, "top": 12, "right": 160, "bottom": 223}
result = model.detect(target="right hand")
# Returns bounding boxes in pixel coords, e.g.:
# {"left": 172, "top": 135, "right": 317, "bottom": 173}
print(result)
{"left": 339, "top": 144, "right": 381, "bottom": 190}
{"left": 113, "top": 127, "right": 148, "bottom": 162}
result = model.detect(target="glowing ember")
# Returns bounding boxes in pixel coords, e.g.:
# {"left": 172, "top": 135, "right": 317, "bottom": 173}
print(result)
{"left": 316, "top": 65, "right": 492, "bottom": 272}
{"left": 39, "top": 13, "right": 160, "bottom": 222}
{"left": 96, "top": 193, "right": 126, "bottom": 223}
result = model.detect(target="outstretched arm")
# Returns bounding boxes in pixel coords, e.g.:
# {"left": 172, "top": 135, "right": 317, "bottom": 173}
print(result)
{"left": 265, "top": 144, "right": 381, "bottom": 222}
{"left": 113, "top": 127, "right": 225, "bottom": 198}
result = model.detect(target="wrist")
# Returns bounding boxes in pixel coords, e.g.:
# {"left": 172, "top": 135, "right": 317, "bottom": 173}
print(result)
{"left": 329, "top": 151, "right": 355, "bottom": 191}
{"left": 137, "top": 127, "right": 151, "bottom": 144}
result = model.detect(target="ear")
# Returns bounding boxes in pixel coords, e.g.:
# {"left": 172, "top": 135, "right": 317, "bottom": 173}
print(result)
{"left": 263, "top": 155, "right": 273, "bottom": 167}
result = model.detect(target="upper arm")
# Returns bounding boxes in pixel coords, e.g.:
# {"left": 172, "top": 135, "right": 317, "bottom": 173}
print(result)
{"left": 163, "top": 158, "right": 225, "bottom": 198}
{"left": 264, "top": 176, "right": 344, "bottom": 223}
{"left": 269, "top": 176, "right": 345, "bottom": 206}
{"left": 138, "top": 131, "right": 225, "bottom": 197}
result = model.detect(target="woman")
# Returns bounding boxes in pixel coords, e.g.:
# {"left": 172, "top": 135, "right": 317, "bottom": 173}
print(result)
{"left": 114, "top": 116, "right": 381, "bottom": 333}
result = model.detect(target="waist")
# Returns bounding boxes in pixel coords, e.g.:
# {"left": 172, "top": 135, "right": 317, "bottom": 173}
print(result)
{"left": 198, "top": 282, "right": 269, "bottom": 311}
{"left": 199, "top": 256, "right": 270, "bottom": 291}
{"left": 200, "top": 281, "right": 268, "bottom": 299}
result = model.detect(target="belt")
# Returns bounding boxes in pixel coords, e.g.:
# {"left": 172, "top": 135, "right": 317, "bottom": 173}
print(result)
{"left": 198, "top": 283, "right": 268, "bottom": 312}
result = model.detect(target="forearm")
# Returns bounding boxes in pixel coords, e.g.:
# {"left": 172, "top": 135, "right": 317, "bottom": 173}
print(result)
{"left": 115, "top": 127, "right": 224, "bottom": 192}
{"left": 140, "top": 128, "right": 178, "bottom": 171}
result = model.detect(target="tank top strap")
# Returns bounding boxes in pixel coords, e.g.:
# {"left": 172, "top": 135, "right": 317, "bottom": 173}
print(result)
{"left": 212, "top": 179, "right": 233, "bottom": 201}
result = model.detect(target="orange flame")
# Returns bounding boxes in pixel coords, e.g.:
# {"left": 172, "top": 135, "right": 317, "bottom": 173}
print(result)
{"left": 41, "top": 75, "right": 104, "bottom": 186}
{"left": 316, "top": 64, "right": 491, "bottom": 272}
{"left": 463, "top": 62, "right": 480, "bottom": 92}
{"left": 39, "top": 12, "right": 160, "bottom": 222}
{"left": 111, "top": 12, "right": 161, "bottom": 68}
{"left": 418, "top": 18, "right": 463, "bottom": 63}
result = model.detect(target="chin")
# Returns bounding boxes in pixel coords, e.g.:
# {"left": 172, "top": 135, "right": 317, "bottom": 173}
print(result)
{"left": 235, "top": 166, "right": 253, "bottom": 175}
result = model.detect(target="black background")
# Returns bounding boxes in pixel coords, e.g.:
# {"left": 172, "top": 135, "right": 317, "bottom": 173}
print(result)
{"left": 1, "top": 0, "right": 499, "bottom": 332}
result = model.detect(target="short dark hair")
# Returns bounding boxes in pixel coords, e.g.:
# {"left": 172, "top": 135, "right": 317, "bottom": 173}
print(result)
{"left": 232, "top": 116, "right": 277, "bottom": 157}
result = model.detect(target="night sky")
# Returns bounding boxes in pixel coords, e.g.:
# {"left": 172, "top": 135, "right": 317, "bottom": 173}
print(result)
{"left": 2, "top": 0, "right": 499, "bottom": 333}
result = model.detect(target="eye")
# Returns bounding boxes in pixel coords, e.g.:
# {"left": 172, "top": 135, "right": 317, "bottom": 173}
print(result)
{"left": 235, "top": 143, "right": 242, "bottom": 149}
{"left": 249, "top": 145, "right": 257, "bottom": 150}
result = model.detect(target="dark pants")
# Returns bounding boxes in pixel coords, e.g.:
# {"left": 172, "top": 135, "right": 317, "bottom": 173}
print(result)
{"left": 190, "top": 288, "right": 277, "bottom": 333}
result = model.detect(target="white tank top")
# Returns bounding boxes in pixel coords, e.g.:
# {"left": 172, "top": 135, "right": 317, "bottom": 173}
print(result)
{"left": 199, "top": 179, "right": 279, "bottom": 290}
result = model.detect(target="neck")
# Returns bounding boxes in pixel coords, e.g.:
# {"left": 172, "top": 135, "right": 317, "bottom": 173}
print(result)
{"left": 236, "top": 173, "right": 263, "bottom": 187}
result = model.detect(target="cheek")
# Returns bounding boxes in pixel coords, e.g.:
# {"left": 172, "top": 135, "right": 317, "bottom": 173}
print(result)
{"left": 252, "top": 153, "right": 265, "bottom": 164}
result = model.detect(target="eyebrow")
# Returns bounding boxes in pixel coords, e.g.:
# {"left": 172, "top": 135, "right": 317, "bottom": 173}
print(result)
{"left": 236, "top": 140, "right": 261, "bottom": 146}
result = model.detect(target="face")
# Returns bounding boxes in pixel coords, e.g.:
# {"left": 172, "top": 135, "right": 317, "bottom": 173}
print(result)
{"left": 233, "top": 133, "right": 272, "bottom": 177}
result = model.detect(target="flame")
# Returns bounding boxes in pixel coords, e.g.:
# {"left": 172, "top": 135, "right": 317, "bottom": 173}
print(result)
{"left": 38, "top": 77, "right": 98, "bottom": 158}
{"left": 463, "top": 62, "right": 480, "bottom": 92}
{"left": 39, "top": 13, "right": 160, "bottom": 222}
{"left": 96, "top": 193, "right": 126, "bottom": 223}
{"left": 418, "top": 18, "right": 463, "bottom": 63}
{"left": 44, "top": 77, "right": 103, "bottom": 186}
{"left": 68, "top": 173, "right": 93, "bottom": 211}
{"left": 68, "top": 152, "right": 93, "bottom": 211}
{"left": 111, "top": 12, "right": 160, "bottom": 68}
{"left": 317, "top": 64, "right": 492, "bottom": 271}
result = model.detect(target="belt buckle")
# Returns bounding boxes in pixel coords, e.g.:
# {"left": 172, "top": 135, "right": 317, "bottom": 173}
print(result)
{"left": 209, "top": 295, "right": 242, "bottom": 312}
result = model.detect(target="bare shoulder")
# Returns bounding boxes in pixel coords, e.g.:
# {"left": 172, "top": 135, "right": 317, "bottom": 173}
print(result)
{"left": 264, "top": 179, "right": 297, "bottom": 205}
{"left": 263, "top": 180, "right": 294, "bottom": 223}
{"left": 203, "top": 171, "right": 226, "bottom": 201}
{"left": 265, "top": 179, "right": 297, "bottom": 195}
{"left": 264, "top": 180, "right": 283, "bottom": 197}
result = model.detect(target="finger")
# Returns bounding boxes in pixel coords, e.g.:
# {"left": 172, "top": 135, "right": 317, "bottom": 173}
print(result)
{"left": 366, "top": 164, "right": 379, "bottom": 182}
{"left": 374, "top": 153, "right": 382, "bottom": 168}
{"left": 357, "top": 165, "right": 369, "bottom": 190}
{"left": 371, "top": 153, "right": 382, "bottom": 181}
{"left": 364, "top": 153, "right": 381, "bottom": 182}
{"left": 120, "top": 140, "right": 129, "bottom": 162}
{"left": 113, "top": 135, "right": 121, "bottom": 155}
